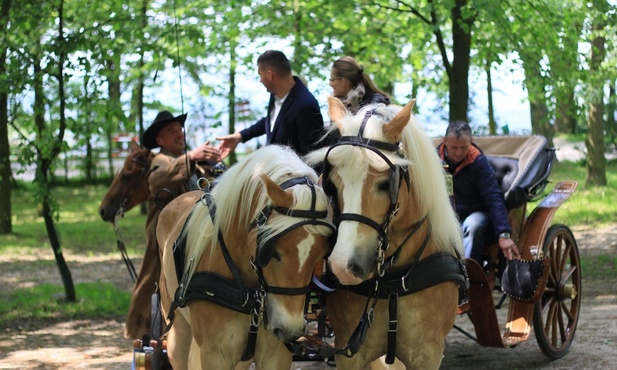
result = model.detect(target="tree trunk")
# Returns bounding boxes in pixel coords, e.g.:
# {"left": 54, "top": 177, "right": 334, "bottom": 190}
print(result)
{"left": 553, "top": 20, "right": 581, "bottom": 135}
{"left": 0, "top": 0, "right": 11, "bottom": 234}
{"left": 449, "top": 0, "right": 473, "bottom": 123}
{"left": 137, "top": 0, "right": 148, "bottom": 144}
{"left": 106, "top": 54, "right": 123, "bottom": 177}
{"left": 53, "top": 0, "right": 75, "bottom": 301}
{"left": 486, "top": 58, "right": 497, "bottom": 134}
{"left": 607, "top": 82, "right": 616, "bottom": 142}
{"left": 521, "top": 52, "right": 554, "bottom": 146}
{"left": 85, "top": 140, "right": 94, "bottom": 183}
{"left": 555, "top": 92, "right": 577, "bottom": 134}
{"left": 228, "top": 43, "right": 238, "bottom": 165}
{"left": 42, "top": 191, "right": 75, "bottom": 302}
{"left": 586, "top": 2, "right": 607, "bottom": 186}
{"left": 32, "top": 0, "right": 75, "bottom": 302}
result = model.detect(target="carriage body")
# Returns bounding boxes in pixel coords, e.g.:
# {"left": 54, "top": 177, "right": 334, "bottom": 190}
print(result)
{"left": 445, "top": 135, "right": 581, "bottom": 359}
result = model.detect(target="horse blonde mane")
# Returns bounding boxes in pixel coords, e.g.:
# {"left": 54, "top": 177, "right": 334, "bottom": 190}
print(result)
{"left": 305, "top": 103, "right": 463, "bottom": 255}
{"left": 183, "top": 145, "right": 333, "bottom": 280}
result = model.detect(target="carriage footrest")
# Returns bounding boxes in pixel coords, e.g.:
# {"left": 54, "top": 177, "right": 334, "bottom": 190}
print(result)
{"left": 464, "top": 259, "right": 507, "bottom": 348}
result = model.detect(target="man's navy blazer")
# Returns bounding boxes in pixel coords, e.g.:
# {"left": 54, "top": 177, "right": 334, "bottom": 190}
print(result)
{"left": 239, "top": 77, "right": 324, "bottom": 156}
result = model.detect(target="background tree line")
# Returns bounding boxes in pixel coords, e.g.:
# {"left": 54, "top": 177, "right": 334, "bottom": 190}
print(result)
{"left": 0, "top": 0, "right": 615, "bottom": 299}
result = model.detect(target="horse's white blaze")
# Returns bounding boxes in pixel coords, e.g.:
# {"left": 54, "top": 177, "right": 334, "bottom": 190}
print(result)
{"left": 296, "top": 233, "right": 314, "bottom": 273}
{"left": 329, "top": 167, "right": 368, "bottom": 271}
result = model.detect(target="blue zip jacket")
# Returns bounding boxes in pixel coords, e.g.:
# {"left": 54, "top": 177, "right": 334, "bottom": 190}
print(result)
{"left": 437, "top": 142, "right": 511, "bottom": 237}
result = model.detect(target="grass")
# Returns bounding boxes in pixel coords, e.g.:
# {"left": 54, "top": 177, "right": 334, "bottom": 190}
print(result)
{"left": 531, "top": 159, "right": 617, "bottom": 228}
{"left": 0, "top": 158, "right": 615, "bottom": 324}
{"left": 581, "top": 254, "right": 617, "bottom": 281}
{"left": 0, "top": 282, "right": 130, "bottom": 328}
{"left": 4, "top": 183, "right": 147, "bottom": 256}
{"left": 1, "top": 182, "right": 144, "bottom": 327}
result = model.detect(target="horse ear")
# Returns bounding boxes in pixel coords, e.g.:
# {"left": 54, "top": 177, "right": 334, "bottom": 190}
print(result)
{"left": 260, "top": 174, "right": 293, "bottom": 208}
{"left": 383, "top": 99, "right": 415, "bottom": 142}
{"left": 327, "top": 96, "right": 347, "bottom": 130}
{"left": 129, "top": 140, "right": 140, "bottom": 152}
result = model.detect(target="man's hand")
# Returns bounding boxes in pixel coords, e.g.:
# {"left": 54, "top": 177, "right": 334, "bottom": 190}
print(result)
{"left": 216, "top": 133, "right": 242, "bottom": 160}
{"left": 189, "top": 141, "right": 221, "bottom": 163}
{"left": 499, "top": 236, "right": 520, "bottom": 260}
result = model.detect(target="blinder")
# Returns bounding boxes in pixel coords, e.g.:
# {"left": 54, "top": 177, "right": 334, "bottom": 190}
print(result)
{"left": 253, "top": 177, "right": 336, "bottom": 267}
{"left": 322, "top": 135, "right": 409, "bottom": 211}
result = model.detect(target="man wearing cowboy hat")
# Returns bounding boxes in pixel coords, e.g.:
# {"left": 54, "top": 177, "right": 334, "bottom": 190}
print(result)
{"left": 125, "top": 110, "right": 221, "bottom": 339}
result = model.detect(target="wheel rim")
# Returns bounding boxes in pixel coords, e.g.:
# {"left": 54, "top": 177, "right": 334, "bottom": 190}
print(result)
{"left": 534, "top": 225, "right": 581, "bottom": 358}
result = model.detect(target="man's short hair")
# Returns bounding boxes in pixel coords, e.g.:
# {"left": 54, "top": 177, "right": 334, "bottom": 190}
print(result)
{"left": 257, "top": 50, "right": 292, "bottom": 76}
{"left": 445, "top": 120, "right": 472, "bottom": 139}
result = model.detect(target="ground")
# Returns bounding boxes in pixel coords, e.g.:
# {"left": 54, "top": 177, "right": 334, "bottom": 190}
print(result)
{"left": 1, "top": 225, "right": 616, "bottom": 369}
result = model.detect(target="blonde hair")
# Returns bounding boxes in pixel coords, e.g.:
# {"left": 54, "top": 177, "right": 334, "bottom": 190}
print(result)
{"left": 331, "top": 56, "right": 390, "bottom": 98}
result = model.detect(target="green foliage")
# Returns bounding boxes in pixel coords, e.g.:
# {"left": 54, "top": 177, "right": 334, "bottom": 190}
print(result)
{"left": 0, "top": 282, "right": 130, "bottom": 327}
{"left": 530, "top": 159, "right": 617, "bottom": 227}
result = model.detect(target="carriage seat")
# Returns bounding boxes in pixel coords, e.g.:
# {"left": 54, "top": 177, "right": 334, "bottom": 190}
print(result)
{"left": 486, "top": 156, "right": 518, "bottom": 197}
{"left": 477, "top": 136, "right": 556, "bottom": 210}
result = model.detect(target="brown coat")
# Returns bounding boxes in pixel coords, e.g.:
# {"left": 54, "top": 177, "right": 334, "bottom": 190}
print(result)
{"left": 124, "top": 150, "right": 209, "bottom": 339}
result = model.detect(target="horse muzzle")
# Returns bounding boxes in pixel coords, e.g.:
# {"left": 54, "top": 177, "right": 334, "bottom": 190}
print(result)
{"left": 328, "top": 253, "right": 376, "bottom": 285}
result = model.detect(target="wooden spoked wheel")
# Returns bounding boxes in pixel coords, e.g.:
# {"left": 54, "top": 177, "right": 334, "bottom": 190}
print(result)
{"left": 533, "top": 224, "right": 581, "bottom": 359}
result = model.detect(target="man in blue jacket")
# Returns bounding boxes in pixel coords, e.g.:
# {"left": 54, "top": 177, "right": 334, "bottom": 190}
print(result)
{"left": 437, "top": 121, "right": 519, "bottom": 263}
{"left": 217, "top": 50, "right": 324, "bottom": 158}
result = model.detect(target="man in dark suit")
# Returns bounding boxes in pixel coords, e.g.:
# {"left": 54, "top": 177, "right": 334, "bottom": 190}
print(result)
{"left": 217, "top": 50, "right": 324, "bottom": 158}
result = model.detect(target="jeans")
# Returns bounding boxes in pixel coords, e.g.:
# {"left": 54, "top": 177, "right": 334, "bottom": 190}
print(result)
{"left": 461, "top": 211, "right": 496, "bottom": 263}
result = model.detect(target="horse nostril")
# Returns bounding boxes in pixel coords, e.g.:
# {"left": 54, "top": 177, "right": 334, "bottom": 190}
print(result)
{"left": 272, "top": 328, "right": 283, "bottom": 341}
{"left": 348, "top": 262, "right": 367, "bottom": 278}
{"left": 99, "top": 208, "right": 105, "bottom": 217}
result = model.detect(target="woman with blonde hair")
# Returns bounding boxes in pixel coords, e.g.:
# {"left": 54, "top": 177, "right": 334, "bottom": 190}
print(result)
{"left": 329, "top": 55, "right": 391, "bottom": 114}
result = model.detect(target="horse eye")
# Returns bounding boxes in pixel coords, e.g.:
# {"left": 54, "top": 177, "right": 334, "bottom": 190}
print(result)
{"left": 121, "top": 174, "right": 131, "bottom": 182}
{"left": 271, "top": 250, "right": 281, "bottom": 261}
{"left": 377, "top": 180, "right": 389, "bottom": 192}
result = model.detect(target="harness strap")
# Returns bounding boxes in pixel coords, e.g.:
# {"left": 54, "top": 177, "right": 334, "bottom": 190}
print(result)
{"left": 386, "top": 294, "right": 398, "bottom": 364}
{"left": 338, "top": 135, "right": 400, "bottom": 153}
{"left": 346, "top": 252, "right": 468, "bottom": 299}
{"left": 380, "top": 217, "right": 426, "bottom": 272}
{"left": 242, "top": 322, "right": 259, "bottom": 361}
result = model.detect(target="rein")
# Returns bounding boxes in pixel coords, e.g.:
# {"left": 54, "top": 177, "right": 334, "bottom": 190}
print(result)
{"left": 108, "top": 154, "right": 152, "bottom": 283}
{"left": 113, "top": 204, "right": 138, "bottom": 283}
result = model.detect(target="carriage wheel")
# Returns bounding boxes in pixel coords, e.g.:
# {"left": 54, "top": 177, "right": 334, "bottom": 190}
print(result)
{"left": 533, "top": 224, "right": 581, "bottom": 359}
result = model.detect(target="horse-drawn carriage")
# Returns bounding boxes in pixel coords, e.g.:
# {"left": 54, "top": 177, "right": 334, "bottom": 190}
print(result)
{"left": 449, "top": 135, "right": 580, "bottom": 360}
{"left": 100, "top": 99, "right": 580, "bottom": 369}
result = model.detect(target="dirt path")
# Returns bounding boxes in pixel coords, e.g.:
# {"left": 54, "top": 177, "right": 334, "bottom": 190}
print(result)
{"left": 1, "top": 225, "right": 616, "bottom": 369}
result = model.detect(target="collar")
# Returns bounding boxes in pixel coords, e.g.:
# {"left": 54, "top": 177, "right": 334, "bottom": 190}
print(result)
{"left": 438, "top": 142, "right": 482, "bottom": 175}
{"left": 159, "top": 148, "right": 182, "bottom": 158}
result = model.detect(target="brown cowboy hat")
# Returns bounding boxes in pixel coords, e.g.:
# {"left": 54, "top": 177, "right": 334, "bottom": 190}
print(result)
{"left": 142, "top": 111, "right": 188, "bottom": 149}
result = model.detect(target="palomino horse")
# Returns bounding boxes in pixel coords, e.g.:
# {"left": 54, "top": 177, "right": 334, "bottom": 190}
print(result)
{"left": 98, "top": 140, "right": 153, "bottom": 222}
{"left": 304, "top": 98, "right": 467, "bottom": 369}
{"left": 156, "top": 145, "right": 335, "bottom": 369}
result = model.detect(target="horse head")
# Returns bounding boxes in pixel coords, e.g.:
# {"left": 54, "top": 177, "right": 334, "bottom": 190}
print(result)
{"left": 98, "top": 140, "right": 154, "bottom": 222}
{"left": 255, "top": 173, "right": 333, "bottom": 341}
{"left": 305, "top": 97, "right": 462, "bottom": 286}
